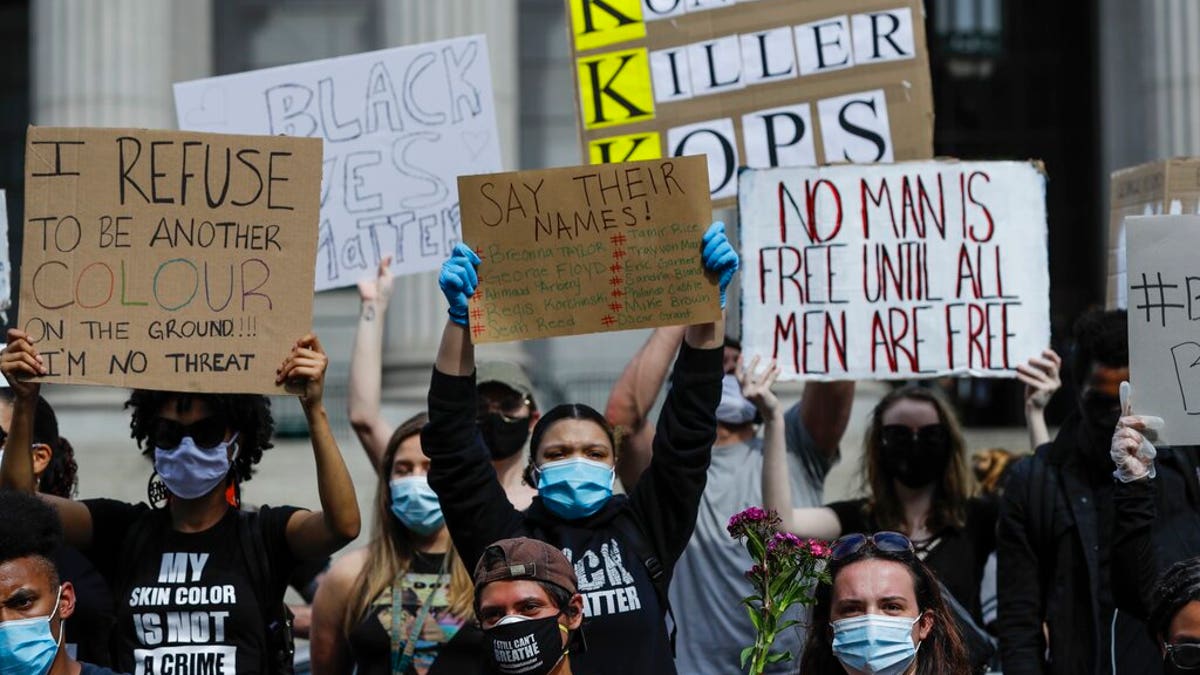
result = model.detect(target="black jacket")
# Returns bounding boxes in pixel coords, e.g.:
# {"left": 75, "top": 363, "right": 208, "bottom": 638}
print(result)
{"left": 1112, "top": 446, "right": 1200, "bottom": 621}
{"left": 423, "top": 343, "right": 722, "bottom": 675}
{"left": 996, "top": 412, "right": 1159, "bottom": 675}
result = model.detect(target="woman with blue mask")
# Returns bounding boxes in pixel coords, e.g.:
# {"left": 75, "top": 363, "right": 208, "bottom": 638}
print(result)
{"left": 0, "top": 330, "right": 361, "bottom": 674}
{"left": 422, "top": 222, "right": 737, "bottom": 674}
{"left": 311, "top": 412, "right": 482, "bottom": 674}
{"left": 799, "top": 531, "right": 971, "bottom": 675}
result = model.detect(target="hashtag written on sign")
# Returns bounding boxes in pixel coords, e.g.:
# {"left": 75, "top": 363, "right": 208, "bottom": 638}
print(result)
{"left": 609, "top": 302, "right": 623, "bottom": 312}
{"left": 610, "top": 263, "right": 622, "bottom": 273}
{"left": 471, "top": 323, "right": 486, "bottom": 337}
{"left": 612, "top": 289, "right": 625, "bottom": 298}
{"left": 610, "top": 233, "right": 627, "bottom": 246}
{"left": 601, "top": 315, "right": 616, "bottom": 327}
{"left": 1131, "top": 271, "right": 1185, "bottom": 328}
{"left": 470, "top": 307, "right": 484, "bottom": 321}
{"left": 610, "top": 276, "right": 624, "bottom": 286}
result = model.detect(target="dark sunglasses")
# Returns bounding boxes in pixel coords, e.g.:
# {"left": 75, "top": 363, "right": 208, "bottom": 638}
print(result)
{"left": 153, "top": 416, "right": 228, "bottom": 450}
{"left": 880, "top": 424, "right": 949, "bottom": 451}
{"left": 1167, "top": 643, "right": 1200, "bottom": 671}
{"left": 477, "top": 391, "right": 531, "bottom": 421}
{"left": 831, "top": 531, "right": 915, "bottom": 562}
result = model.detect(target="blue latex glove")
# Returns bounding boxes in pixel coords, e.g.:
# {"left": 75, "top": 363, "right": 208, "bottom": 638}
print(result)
{"left": 439, "top": 243, "right": 481, "bottom": 326}
{"left": 702, "top": 221, "right": 739, "bottom": 309}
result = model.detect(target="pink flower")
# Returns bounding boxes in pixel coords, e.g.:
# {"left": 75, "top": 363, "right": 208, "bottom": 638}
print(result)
{"left": 727, "top": 506, "right": 777, "bottom": 538}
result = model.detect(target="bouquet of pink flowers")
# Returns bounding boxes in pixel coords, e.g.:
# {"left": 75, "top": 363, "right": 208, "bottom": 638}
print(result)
{"left": 728, "top": 506, "right": 831, "bottom": 674}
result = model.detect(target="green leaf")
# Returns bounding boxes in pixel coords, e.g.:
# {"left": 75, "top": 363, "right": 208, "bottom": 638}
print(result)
{"left": 765, "top": 650, "right": 794, "bottom": 664}
{"left": 740, "top": 646, "right": 755, "bottom": 669}
{"left": 746, "top": 605, "right": 765, "bottom": 632}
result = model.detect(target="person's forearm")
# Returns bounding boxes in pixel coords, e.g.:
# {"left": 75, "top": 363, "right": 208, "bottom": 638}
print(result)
{"left": 0, "top": 393, "right": 38, "bottom": 493}
{"left": 801, "top": 381, "right": 855, "bottom": 457}
{"left": 684, "top": 315, "right": 722, "bottom": 350}
{"left": 761, "top": 407, "right": 794, "bottom": 528}
{"left": 1025, "top": 403, "right": 1050, "bottom": 449}
{"left": 607, "top": 326, "right": 686, "bottom": 430}
{"left": 435, "top": 319, "right": 474, "bottom": 376}
{"left": 347, "top": 296, "right": 388, "bottom": 462}
{"left": 305, "top": 403, "right": 361, "bottom": 541}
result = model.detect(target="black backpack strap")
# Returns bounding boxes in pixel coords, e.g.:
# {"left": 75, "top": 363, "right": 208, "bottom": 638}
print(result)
{"left": 235, "top": 510, "right": 294, "bottom": 674}
{"left": 611, "top": 509, "right": 676, "bottom": 655}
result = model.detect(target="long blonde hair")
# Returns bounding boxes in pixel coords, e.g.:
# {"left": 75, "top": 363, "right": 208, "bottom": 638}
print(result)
{"left": 343, "top": 412, "right": 474, "bottom": 637}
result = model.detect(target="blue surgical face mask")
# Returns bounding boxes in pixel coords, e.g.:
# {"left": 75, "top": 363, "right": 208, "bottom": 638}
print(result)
{"left": 389, "top": 476, "right": 445, "bottom": 536}
{"left": 831, "top": 613, "right": 922, "bottom": 675}
{"left": 153, "top": 434, "right": 238, "bottom": 500}
{"left": 536, "top": 457, "right": 614, "bottom": 520}
{"left": 0, "top": 585, "right": 63, "bottom": 675}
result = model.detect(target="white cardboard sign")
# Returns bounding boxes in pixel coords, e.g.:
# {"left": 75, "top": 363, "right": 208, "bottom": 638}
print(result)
{"left": 739, "top": 160, "right": 1050, "bottom": 381}
{"left": 174, "top": 36, "right": 503, "bottom": 291}
{"left": 1126, "top": 215, "right": 1200, "bottom": 444}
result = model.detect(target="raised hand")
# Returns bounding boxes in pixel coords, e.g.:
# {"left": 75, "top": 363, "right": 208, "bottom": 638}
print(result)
{"left": 1016, "top": 348, "right": 1062, "bottom": 411}
{"left": 276, "top": 334, "right": 329, "bottom": 408}
{"left": 701, "top": 221, "right": 739, "bottom": 309}
{"left": 737, "top": 355, "right": 781, "bottom": 417}
{"left": 1110, "top": 381, "right": 1164, "bottom": 483}
{"left": 439, "top": 243, "right": 481, "bottom": 326}
{"left": 1, "top": 329, "right": 46, "bottom": 400}
{"left": 357, "top": 255, "right": 395, "bottom": 305}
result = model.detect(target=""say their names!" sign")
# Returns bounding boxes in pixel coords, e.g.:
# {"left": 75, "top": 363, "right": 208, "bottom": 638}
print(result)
{"left": 19, "top": 126, "right": 321, "bottom": 394}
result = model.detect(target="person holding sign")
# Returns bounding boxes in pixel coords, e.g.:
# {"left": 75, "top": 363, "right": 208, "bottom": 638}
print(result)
{"left": 349, "top": 256, "right": 538, "bottom": 510}
{"left": 422, "top": 223, "right": 737, "bottom": 674}
{"left": 310, "top": 411, "right": 482, "bottom": 674}
{"left": 0, "top": 329, "right": 361, "bottom": 675}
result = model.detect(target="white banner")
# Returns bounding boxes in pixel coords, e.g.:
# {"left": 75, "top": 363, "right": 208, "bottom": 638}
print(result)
{"left": 174, "top": 36, "right": 503, "bottom": 291}
{"left": 738, "top": 160, "right": 1050, "bottom": 380}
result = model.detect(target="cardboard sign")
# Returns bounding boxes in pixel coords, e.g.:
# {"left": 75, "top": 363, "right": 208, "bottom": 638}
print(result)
{"left": 19, "top": 126, "right": 322, "bottom": 394}
{"left": 739, "top": 160, "right": 1050, "bottom": 381}
{"left": 174, "top": 36, "right": 503, "bottom": 291}
{"left": 1125, "top": 215, "right": 1200, "bottom": 444}
{"left": 460, "top": 155, "right": 720, "bottom": 343}
{"left": 1106, "top": 158, "right": 1200, "bottom": 309}
{"left": 0, "top": 189, "right": 9, "bottom": 321}
{"left": 565, "top": 0, "right": 933, "bottom": 207}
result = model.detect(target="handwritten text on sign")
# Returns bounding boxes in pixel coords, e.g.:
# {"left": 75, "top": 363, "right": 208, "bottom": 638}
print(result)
{"left": 461, "top": 155, "right": 719, "bottom": 343}
{"left": 19, "top": 126, "right": 321, "bottom": 393}
{"left": 1126, "top": 215, "right": 1200, "bottom": 444}
{"left": 739, "top": 160, "right": 1050, "bottom": 380}
{"left": 174, "top": 36, "right": 502, "bottom": 291}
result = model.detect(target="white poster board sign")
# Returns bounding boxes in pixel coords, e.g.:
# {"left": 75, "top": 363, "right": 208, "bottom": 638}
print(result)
{"left": 0, "top": 189, "right": 9, "bottom": 322}
{"left": 1126, "top": 215, "right": 1200, "bottom": 444}
{"left": 739, "top": 160, "right": 1050, "bottom": 380}
{"left": 174, "top": 36, "right": 503, "bottom": 291}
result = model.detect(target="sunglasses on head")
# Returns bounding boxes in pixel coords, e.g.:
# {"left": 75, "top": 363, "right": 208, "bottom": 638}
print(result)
{"left": 880, "top": 424, "right": 949, "bottom": 452}
{"left": 830, "top": 531, "right": 915, "bottom": 562}
{"left": 153, "top": 416, "right": 228, "bottom": 450}
{"left": 1167, "top": 643, "right": 1200, "bottom": 671}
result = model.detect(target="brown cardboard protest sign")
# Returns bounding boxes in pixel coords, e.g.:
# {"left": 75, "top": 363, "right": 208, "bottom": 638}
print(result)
{"left": 565, "top": 0, "right": 934, "bottom": 208}
{"left": 460, "top": 155, "right": 720, "bottom": 343}
{"left": 19, "top": 126, "right": 321, "bottom": 394}
{"left": 1106, "top": 158, "right": 1200, "bottom": 308}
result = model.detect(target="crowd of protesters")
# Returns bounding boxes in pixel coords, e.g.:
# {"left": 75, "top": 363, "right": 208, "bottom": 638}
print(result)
{"left": 0, "top": 218, "right": 1198, "bottom": 675}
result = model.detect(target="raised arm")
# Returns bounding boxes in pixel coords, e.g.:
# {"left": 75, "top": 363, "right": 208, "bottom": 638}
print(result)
{"left": 279, "top": 334, "right": 362, "bottom": 560}
{"left": 605, "top": 326, "right": 686, "bottom": 490}
{"left": 347, "top": 256, "right": 396, "bottom": 469}
{"left": 0, "top": 329, "right": 94, "bottom": 548}
{"left": 1110, "top": 382, "right": 1166, "bottom": 618}
{"left": 1016, "top": 349, "right": 1061, "bottom": 449}
{"left": 425, "top": 243, "right": 521, "bottom": 567}
{"left": 798, "top": 381, "right": 855, "bottom": 459}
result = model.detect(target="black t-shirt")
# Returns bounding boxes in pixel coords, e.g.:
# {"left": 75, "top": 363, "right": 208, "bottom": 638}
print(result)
{"left": 347, "top": 551, "right": 484, "bottom": 675}
{"left": 83, "top": 499, "right": 301, "bottom": 675}
{"left": 55, "top": 544, "right": 115, "bottom": 665}
{"left": 80, "top": 664, "right": 127, "bottom": 675}
{"left": 828, "top": 496, "right": 998, "bottom": 622}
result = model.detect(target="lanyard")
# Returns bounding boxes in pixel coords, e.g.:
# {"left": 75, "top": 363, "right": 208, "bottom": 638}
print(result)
{"left": 391, "top": 556, "right": 450, "bottom": 675}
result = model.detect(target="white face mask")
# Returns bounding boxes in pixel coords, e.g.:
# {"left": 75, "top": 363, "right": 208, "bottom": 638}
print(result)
{"left": 153, "top": 434, "right": 238, "bottom": 500}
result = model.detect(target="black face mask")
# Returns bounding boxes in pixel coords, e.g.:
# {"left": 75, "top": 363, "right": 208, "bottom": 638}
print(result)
{"left": 486, "top": 614, "right": 567, "bottom": 675}
{"left": 479, "top": 413, "right": 531, "bottom": 461}
{"left": 1079, "top": 391, "right": 1122, "bottom": 440}
{"left": 878, "top": 423, "right": 953, "bottom": 489}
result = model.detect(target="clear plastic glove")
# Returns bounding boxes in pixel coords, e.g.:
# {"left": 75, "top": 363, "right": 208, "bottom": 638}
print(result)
{"left": 702, "top": 221, "right": 739, "bottom": 308}
{"left": 438, "top": 243, "right": 480, "bottom": 326}
{"left": 1111, "top": 381, "right": 1164, "bottom": 483}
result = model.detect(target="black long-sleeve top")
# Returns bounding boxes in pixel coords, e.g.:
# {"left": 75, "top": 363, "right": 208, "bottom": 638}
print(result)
{"left": 422, "top": 343, "right": 722, "bottom": 675}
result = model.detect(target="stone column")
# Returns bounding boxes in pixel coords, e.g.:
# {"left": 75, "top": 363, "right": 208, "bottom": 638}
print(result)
{"left": 378, "top": 0, "right": 523, "bottom": 402}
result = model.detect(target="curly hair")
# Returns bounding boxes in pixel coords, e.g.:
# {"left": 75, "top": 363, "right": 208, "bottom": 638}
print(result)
{"left": 0, "top": 490, "right": 62, "bottom": 585}
{"left": 799, "top": 543, "right": 971, "bottom": 675}
{"left": 1149, "top": 556, "right": 1200, "bottom": 643}
{"left": 0, "top": 391, "right": 78, "bottom": 498}
{"left": 125, "top": 390, "right": 274, "bottom": 482}
{"left": 1067, "top": 309, "right": 1128, "bottom": 391}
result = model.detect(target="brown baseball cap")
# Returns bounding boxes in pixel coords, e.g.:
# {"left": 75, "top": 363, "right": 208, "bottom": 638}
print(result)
{"left": 473, "top": 537, "right": 578, "bottom": 596}
{"left": 476, "top": 361, "right": 535, "bottom": 400}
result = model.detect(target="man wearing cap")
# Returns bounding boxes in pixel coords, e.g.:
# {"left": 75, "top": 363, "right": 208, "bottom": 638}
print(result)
{"left": 475, "top": 538, "right": 584, "bottom": 675}
{"left": 605, "top": 328, "right": 854, "bottom": 674}
{"left": 349, "top": 258, "right": 539, "bottom": 508}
